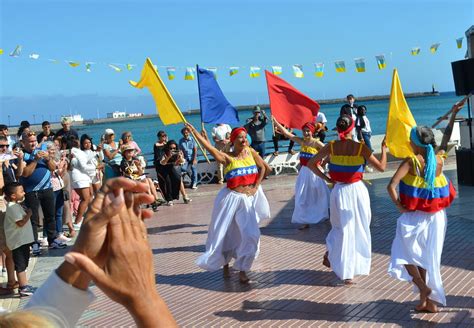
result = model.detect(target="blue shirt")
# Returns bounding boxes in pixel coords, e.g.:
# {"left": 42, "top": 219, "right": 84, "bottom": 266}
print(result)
{"left": 179, "top": 137, "right": 197, "bottom": 161}
{"left": 20, "top": 151, "right": 52, "bottom": 193}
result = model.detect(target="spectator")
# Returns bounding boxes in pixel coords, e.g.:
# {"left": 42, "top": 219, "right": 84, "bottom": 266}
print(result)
{"left": 102, "top": 129, "right": 123, "bottom": 180}
{"left": 314, "top": 111, "right": 328, "bottom": 142}
{"left": 80, "top": 134, "right": 103, "bottom": 194}
{"left": 55, "top": 117, "right": 79, "bottom": 140}
{"left": 355, "top": 105, "right": 373, "bottom": 151}
{"left": 1, "top": 136, "right": 24, "bottom": 185}
{"left": 153, "top": 130, "right": 168, "bottom": 192}
{"left": 36, "top": 121, "right": 55, "bottom": 144}
{"left": 63, "top": 135, "right": 95, "bottom": 230}
{"left": 211, "top": 123, "right": 232, "bottom": 184}
{"left": 16, "top": 121, "right": 31, "bottom": 141}
{"left": 120, "top": 131, "right": 142, "bottom": 155}
{"left": 244, "top": 106, "right": 268, "bottom": 157}
{"left": 160, "top": 140, "right": 191, "bottom": 205}
{"left": 3, "top": 182, "right": 35, "bottom": 296}
{"left": 0, "top": 124, "right": 17, "bottom": 150}
{"left": 272, "top": 123, "right": 295, "bottom": 156}
{"left": 340, "top": 94, "right": 358, "bottom": 140}
{"left": 20, "top": 131, "right": 64, "bottom": 255}
{"left": 179, "top": 127, "right": 198, "bottom": 189}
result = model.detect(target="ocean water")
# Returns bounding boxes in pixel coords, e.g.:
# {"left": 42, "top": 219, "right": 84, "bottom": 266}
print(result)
{"left": 74, "top": 92, "right": 466, "bottom": 160}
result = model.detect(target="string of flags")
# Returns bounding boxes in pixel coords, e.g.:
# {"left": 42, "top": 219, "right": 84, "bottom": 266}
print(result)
{"left": 0, "top": 37, "right": 466, "bottom": 80}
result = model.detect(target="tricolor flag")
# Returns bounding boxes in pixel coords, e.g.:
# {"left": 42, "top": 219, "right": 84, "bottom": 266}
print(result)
{"left": 85, "top": 62, "right": 93, "bottom": 73}
{"left": 9, "top": 45, "right": 22, "bottom": 57}
{"left": 184, "top": 67, "right": 195, "bottom": 80}
{"left": 292, "top": 64, "right": 304, "bottom": 78}
{"left": 354, "top": 58, "right": 365, "bottom": 72}
{"left": 314, "top": 63, "right": 324, "bottom": 77}
{"left": 29, "top": 53, "right": 40, "bottom": 60}
{"left": 126, "top": 64, "right": 135, "bottom": 71}
{"left": 250, "top": 66, "right": 261, "bottom": 78}
{"left": 411, "top": 47, "right": 421, "bottom": 56}
{"left": 271, "top": 65, "right": 283, "bottom": 75}
{"left": 206, "top": 67, "right": 217, "bottom": 78}
{"left": 456, "top": 37, "right": 463, "bottom": 49}
{"left": 109, "top": 64, "right": 122, "bottom": 72}
{"left": 166, "top": 67, "right": 176, "bottom": 80}
{"left": 335, "top": 60, "right": 346, "bottom": 73}
{"left": 430, "top": 43, "right": 440, "bottom": 53}
{"left": 375, "top": 55, "right": 386, "bottom": 70}
{"left": 229, "top": 66, "right": 239, "bottom": 76}
{"left": 67, "top": 61, "right": 80, "bottom": 67}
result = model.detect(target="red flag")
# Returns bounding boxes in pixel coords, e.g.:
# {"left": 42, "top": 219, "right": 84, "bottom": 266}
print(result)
{"left": 265, "top": 70, "right": 320, "bottom": 129}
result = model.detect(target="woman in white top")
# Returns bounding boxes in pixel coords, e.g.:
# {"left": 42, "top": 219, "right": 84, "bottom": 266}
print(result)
{"left": 62, "top": 135, "right": 95, "bottom": 227}
{"left": 80, "top": 134, "right": 103, "bottom": 194}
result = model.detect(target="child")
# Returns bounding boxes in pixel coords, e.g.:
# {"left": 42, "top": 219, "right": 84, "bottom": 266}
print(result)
{"left": 4, "top": 182, "right": 35, "bottom": 296}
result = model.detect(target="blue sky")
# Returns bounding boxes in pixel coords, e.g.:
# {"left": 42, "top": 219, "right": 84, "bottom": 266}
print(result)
{"left": 0, "top": 0, "right": 473, "bottom": 123}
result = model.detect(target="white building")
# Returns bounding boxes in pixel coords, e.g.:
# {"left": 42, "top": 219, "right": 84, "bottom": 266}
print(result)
{"left": 107, "top": 111, "right": 127, "bottom": 119}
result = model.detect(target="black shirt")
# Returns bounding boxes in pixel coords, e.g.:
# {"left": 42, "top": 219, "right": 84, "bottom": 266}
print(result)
{"left": 56, "top": 128, "right": 79, "bottom": 139}
{"left": 37, "top": 131, "right": 56, "bottom": 143}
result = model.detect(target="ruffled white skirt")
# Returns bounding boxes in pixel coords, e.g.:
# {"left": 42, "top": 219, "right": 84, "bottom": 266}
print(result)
{"left": 291, "top": 166, "right": 330, "bottom": 224}
{"left": 196, "top": 186, "right": 270, "bottom": 272}
{"left": 326, "top": 181, "right": 372, "bottom": 280}
{"left": 388, "top": 210, "right": 447, "bottom": 305}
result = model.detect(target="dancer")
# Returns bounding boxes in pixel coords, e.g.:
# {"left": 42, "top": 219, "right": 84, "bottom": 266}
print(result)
{"left": 273, "top": 119, "right": 329, "bottom": 230}
{"left": 307, "top": 115, "right": 387, "bottom": 284}
{"left": 387, "top": 100, "right": 464, "bottom": 313}
{"left": 187, "top": 123, "right": 271, "bottom": 284}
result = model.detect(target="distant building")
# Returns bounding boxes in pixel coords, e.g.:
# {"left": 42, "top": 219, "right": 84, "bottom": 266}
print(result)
{"left": 127, "top": 113, "right": 144, "bottom": 118}
{"left": 61, "top": 114, "right": 84, "bottom": 122}
{"left": 107, "top": 111, "right": 127, "bottom": 119}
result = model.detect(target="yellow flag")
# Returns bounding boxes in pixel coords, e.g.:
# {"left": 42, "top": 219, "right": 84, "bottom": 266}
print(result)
{"left": 0, "top": 49, "right": 3, "bottom": 55}
{"left": 130, "top": 58, "right": 185, "bottom": 125}
{"left": 386, "top": 69, "right": 416, "bottom": 158}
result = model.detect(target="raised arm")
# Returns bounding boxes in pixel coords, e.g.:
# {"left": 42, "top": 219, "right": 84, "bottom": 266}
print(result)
{"left": 365, "top": 137, "right": 387, "bottom": 172}
{"left": 272, "top": 118, "right": 304, "bottom": 145}
{"left": 438, "top": 98, "right": 468, "bottom": 154}
{"left": 184, "top": 123, "right": 230, "bottom": 165}
{"left": 307, "top": 144, "right": 333, "bottom": 184}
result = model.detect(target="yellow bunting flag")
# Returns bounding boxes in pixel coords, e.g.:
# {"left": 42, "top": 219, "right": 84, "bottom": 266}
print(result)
{"left": 109, "top": 64, "right": 122, "bottom": 72}
{"left": 250, "top": 66, "right": 261, "bottom": 78}
{"left": 335, "top": 60, "right": 346, "bottom": 72}
{"left": 456, "top": 37, "right": 463, "bottom": 49}
{"left": 411, "top": 47, "right": 420, "bottom": 56}
{"left": 130, "top": 58, "right": 185, "bottom": 125}
{"left": 292, "top": 64, "right": 304, "bottom": 78}
{"left": 67, "top": 61, "right": 80, "bottom": 67}
{"left": 385, "top": 69, "right": 416, "bottom": 158}
{"left": 430, "top": 43, "right": 440, "bottom": 53}
{"left": 0, "top": 49, "right": 4, "bottom": 55}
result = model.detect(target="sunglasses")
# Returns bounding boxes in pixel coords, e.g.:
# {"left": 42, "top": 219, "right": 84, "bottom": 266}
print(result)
{"left": 0, "top": 144, "right": 8, "bottom": 148}
{"left": 160, "top": 134, "right": 167, "bottom": 137}
{"left": 26, "top": 131, "right": 36, "bottom": 136}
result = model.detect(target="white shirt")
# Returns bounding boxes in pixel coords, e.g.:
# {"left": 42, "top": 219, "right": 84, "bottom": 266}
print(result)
{"left": 4, "top": 202, "right": 34, "bottom": 250}
{"left": 211, "top": 124, "right": 232, "bottom": 142}
{"left": 70, "top": 148, "right": 95, "bottom": 186}
{"left": 315, "top": 112, "right": 327, "bottom": 124}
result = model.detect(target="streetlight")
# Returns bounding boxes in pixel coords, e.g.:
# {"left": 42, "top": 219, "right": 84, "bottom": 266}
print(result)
{"left": 33, "top": 114, "right": 36, "bottom": 124}
{"left": 7, "top": 115, "right": 11, "bottom": 126}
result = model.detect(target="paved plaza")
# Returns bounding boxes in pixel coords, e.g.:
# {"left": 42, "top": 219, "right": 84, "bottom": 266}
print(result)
{"left": 1, "top": 159, "right": 473, "bottom": 327}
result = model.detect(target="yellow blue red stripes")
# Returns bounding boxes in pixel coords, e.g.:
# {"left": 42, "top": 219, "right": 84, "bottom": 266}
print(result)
{"left": 299, "top": 145, "right": 318, "bottom": 166}
{"left": 224, "top": 149, "right": 258, "bottom": 188}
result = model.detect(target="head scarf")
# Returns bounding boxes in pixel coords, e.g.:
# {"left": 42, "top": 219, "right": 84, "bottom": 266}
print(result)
{"left": 410, "top": 126, "right": 436, "bottom": 192}
{"left": 301, "top": 122, "right": 316, "bottom": 134}
{"left": 230, "top": 127, "right": 247, "bottom": 144}
{"left": 337, "top": 116, "right": 355, "bottom": 140}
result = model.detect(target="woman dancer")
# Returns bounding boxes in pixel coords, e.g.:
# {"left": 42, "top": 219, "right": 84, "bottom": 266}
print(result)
{"left": 273, "top": 119, "right": 329, "bottom": 230}
{"left": 387, "top": 100, "right": 464, "bottom": 313}
{"left": 307, "top": 115, "right": 387, "bottom": 284}
{"left": 187, "top": 123, "right": 271, "bottom": 283}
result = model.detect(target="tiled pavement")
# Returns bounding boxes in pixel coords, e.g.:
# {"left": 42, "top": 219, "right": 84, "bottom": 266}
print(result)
{"left": 2, "top": 158, "right": 473, "bottom": 327}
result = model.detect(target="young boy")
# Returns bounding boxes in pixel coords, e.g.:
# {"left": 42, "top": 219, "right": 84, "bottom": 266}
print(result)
{"left": 4, "top": 182, "right": 35, "bottom": 296}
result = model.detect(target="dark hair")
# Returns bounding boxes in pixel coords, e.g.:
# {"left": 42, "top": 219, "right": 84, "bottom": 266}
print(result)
{"left": 415, "top": 126, "right": 437, "bottom": 148}
{"left": 121, "top": 131, "right": 132, "bottom": 142}
{"left": 0, "top": 124, "right": 7, "bottom": 130}
{"left": 80, "top": 134, "right": 93, "bottom": 150}
{"left": 17, "top": 126, "right": 28, "bottom": 137}
{"left": 4, "top": 182, "right": 22, "bottom": 199}
{"left": 157, "top": 130, "right": 166, "bottom": 138}
{"left": 20, "top": 121, "right": 30, "bottom": 128}
{"left": 62, "top": 134, "right": 79, "bottom": 150}
{"left": 336, "top": 115, "right": 353, "bottom": 130}
{"left": 357, "top": 105, "right": 367, "bottom": 116}
{"left": 164, "top": 140, "right": 178, "bottom": 154}
{"left": 346, "top": 94, "right": 355, "bottom": 99}
{"left": 41, "top": 121, "right": 51, "bottom": 127}
{"left": 181, "top": 127, "right": 190, "bottom": 135}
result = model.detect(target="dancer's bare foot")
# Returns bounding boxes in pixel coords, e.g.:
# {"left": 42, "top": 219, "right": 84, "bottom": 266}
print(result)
{"left": 322, "top": 252, "right": 330, "bottom": 268}
{"left": 298, "top": 224, "right": 310, "bottom": 230}
{"left": 415, "top": 299, "right": 439, "bottom": 313}
{"left": 239, "top": 271, "right": 249, "bottom": 284}
{"left": 343, "top": 279, "right": 354, "bottom": 285}
{"left": 413, "top": 277, "right": 432, "bottom": 308}
{"left": 223, "top": 264, "right": 231, "bottom": 279}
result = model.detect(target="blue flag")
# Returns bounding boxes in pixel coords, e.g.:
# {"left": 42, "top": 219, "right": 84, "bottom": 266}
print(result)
{"left": 197, "top": 66, "right": 239, "bottom": 124}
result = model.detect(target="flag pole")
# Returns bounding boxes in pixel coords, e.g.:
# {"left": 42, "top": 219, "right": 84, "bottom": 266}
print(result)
{"left": 196, "top": 64, "right": 209, "bottom": 160}
{"left": 145, "top": 58, "right": 210, "bottom": 163}
{"left": 264, "top": 71, "right": 276, "bottom": 138}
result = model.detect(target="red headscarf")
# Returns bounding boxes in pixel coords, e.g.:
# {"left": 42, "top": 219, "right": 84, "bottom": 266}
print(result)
{"left": 337, "top": 117, "right": 355, "bottom": 140}
{"left": 301, "top": 122, "right": 317, "bottom": 134}
{"left": 230, "top": 127, "right": 247, "bottom": 143}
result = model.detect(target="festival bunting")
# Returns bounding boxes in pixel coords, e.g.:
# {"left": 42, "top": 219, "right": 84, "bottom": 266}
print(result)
{"left": 430, "top": 43, "right": 440, "bottom": 53}
{"left": 184, "top": 67, "right": 195, "bottom": 80}
{"left": 375, "top": 55, "right": 386, "bottom": 70}
{"left": 411, "top": 47, "right": 421, "bottom": 56}
{"left": 265, "top": 70, "right": 320, "bottom": 130}
{"left": 385, "top": 69, "right": 416, "bottom": 158}
{"left": 126, "top": 64, "right": 135, "bottom": 71}
{"left": 0, "top": 49, "right": 3, "bottom": 55}
{"left": 130, "top": 58, "right": 184, "bottom": 125}
{"left": 67, "top": 61, "right": 80, "bottom": 67}
{"left": 292, "top": 64, "right": 304, "bottom": 78}
{"left": 197, "top": 65, "right": 239, "bottom": 124}
{"left": 109, "top": 64, "right": 122, "bottom": 72}
{"left": 229, "top": 66, "right": 239, "bottom": 76}
{"left": 335, "top": 60, "right": 346, "bottom": 72}
{"left": 314, "top": 63, "right": 324, "bottom": 77}
{"left": 85, "top": 62, "right": 93, "bottom": 72}
{"left": 354, "top": 58, "right": 366, "bottom": 72}
{"left": 9, "top": 45, "right": 22, "bottom": 57}
{"left": 207, "top": 67, "right": 217, "bottom": 78}
{"left": 271, "top": 66, "right": 283, "bottom": 75}
{"left": 250, "top": 66, "right": 261, "bottom": 78}
{"left": 166, "top": 67, "right": 176, "bottom": 80}
{"left": 48, "top": 59, "right": 59, "bottom": 64}
{"left": 456, "top": 37, "right": 463, "bottom": 49}
{"left": 29, "top": 53, "right": 40, "bottom": 60}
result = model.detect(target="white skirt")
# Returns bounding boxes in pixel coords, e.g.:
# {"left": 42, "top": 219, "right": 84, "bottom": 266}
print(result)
{"left": 291, "top": 166, "right": 330, "bottom": 224}
{"left": 388, "top": 210, "right": 447, "bottom": 305}
{"left": 196, "top": 186, "right": 270, "bottom": 272}
{"left": 326, "top": 181, "right": 371, "bottom": 280}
